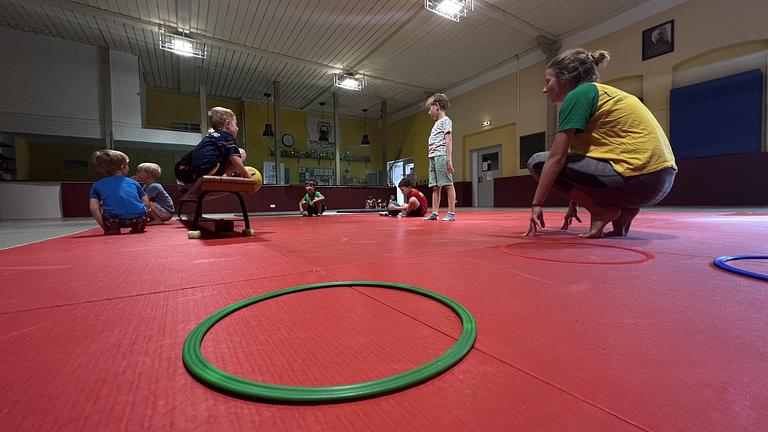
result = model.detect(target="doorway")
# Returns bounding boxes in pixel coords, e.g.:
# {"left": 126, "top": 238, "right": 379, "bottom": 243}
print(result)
{"left": 387, "top": 157, "right": 414, "bottom": 204}
{"left": 471, "top": 145, "right": 502, "bottom": 207}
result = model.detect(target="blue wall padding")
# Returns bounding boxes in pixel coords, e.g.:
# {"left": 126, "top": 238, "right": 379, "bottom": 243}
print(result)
{"left": 670, "top": 68, "right": 763, "bottom": 160}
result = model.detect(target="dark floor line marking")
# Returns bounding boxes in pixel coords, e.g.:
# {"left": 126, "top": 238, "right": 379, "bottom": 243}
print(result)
{"left": 0, "top": 269, "right": 321, "bottom": 316}
{"left": 318, "top": 275, "right": 655, "bottom": 432}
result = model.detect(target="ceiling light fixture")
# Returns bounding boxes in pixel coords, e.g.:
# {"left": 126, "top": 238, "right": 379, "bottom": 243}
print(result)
{"left": 159, "top": 28, "right": 207, "bottom": 58}
{"left": 334, "top": 72, "right": 366, "bottom": 91}
{"left": 424, "top": 0, "right": 474, "bottom": 22}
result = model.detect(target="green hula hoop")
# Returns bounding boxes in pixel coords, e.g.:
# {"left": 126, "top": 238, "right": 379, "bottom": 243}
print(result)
{"left": 182, "top": 281, "right": 477, "bottom": 403}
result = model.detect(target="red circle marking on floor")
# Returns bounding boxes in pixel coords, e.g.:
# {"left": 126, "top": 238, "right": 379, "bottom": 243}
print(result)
{"left": 499, "top": 241, "right": 655, "bottom": 265}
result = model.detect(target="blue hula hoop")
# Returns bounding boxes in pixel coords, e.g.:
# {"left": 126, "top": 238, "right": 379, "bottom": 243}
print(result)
{"left": 713, "top": 256, "right": 768, "bottom": 281}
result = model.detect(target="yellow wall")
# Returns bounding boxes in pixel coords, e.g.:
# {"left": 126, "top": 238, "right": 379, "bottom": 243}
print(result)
{"left": 138, "top": 0, "right": 768, "bottom": 186}
{"left": 26, "top": 141, "right": 101, "bottom": 181}
{"left": 14, "top": 137, "right": 30, "bottom": 180}
{"left": 145, "top": 88, "right": 199, "bottom": 130}
{"left": 144, "top": 87, "right": 243, "bottom": 131}
{"left": 240, "top": 101, "right": 381, "bottom": 184}
{"left": 384, "top": 112, "right": 435, "bottom": 184}
{"left": 386, "top": 60, "right": 548, "bottom": 182}
{"left": 463, "top": 124, "right": 517, "bottom": 179}
{"left": 571, "top": 0, "right": 768, "bottom": 136}
{"left": 604, "top": 75, "right": 644, "bottom": 99}
{"left": 142, "top": 89, "right": 381, "bottom": 185}
{"left": 385, "top": 0, "right": 768, "bottom": 182}
{"left": 17, "top": 136, "right": 190, "bottom": 183}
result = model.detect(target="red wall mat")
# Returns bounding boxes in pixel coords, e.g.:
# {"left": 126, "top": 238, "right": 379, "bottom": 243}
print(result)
{"left": 493, "top": 152, "right": 768, "bottom": 207}
{"left": 414, "top": 181, "right": 472, "bottom": 208}
{"left": 61, "top": 183, "right": 396, "bottom": 217}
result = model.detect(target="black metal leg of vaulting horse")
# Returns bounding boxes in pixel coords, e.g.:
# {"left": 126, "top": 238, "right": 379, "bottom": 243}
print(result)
{"left": 231, "top": 191, "right": 251, "bottom": 231}
{"left": 176, "top": 199, "right": 192, "bottom": 218}
{"left": 191, "top": 191, "right": 209, "bottom": 232}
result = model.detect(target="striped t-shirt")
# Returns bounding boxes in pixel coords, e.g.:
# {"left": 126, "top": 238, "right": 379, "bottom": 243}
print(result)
{"left": 428, "top": 115, "right": 453, "bottom": 157}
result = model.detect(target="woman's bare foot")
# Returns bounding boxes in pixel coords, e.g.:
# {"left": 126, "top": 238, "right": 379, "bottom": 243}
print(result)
{"left": 579, "top": 213, "right": 619, "bottom": 238}
{"left": 570, "top": 189, "right": 620, "bottom": 238}
{"left": 605, "top": 208, "right": 640, "bottom": 237}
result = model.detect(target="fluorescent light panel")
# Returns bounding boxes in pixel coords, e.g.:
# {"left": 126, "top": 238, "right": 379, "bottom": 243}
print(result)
{"left": 334, "top": 73, "right": 365, "bottom": 91}
{"left": 159, "top": 29, "right": 207, "bottom": 58}
{"left": 424, "top": 0, "right": 473, "bottom": 22}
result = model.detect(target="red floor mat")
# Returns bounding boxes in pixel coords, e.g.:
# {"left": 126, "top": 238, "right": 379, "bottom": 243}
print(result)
{"left": 1, "top": 210, "right": 767, "bottom": 431}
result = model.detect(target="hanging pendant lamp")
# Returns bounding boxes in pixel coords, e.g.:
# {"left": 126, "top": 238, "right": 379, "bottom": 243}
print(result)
{"left": 262, "top": 92, "right": 275, "bottom": 137}
{"left": 361, "top": 108, "right": 370, "bottom": 146}
{"left": 318, "top": 102, "right": 329, "bottom": 143}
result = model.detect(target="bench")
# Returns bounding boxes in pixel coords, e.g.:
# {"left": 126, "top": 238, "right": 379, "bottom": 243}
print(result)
{"left": 177, "top": 176, "right": 260, "bottom": 239}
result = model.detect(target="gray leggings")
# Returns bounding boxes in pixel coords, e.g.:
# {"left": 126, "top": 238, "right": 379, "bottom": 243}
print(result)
{"left": 527, "top": 152, "right": 676, "bottom": 208}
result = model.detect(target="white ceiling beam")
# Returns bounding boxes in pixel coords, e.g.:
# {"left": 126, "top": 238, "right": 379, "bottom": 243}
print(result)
{"left": 387, "top": 0, "right": 690, "bottom": 124}
{"left": 38, "top": 0, "right": 436, "bottom": 94}
{"left": 474, "top": 0, "right": 554, "bottom": 39}
{"left": 301, "top": 3, "right": 438, "bottom": 112}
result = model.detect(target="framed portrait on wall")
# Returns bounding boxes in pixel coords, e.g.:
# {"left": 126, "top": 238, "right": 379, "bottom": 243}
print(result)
{"left": 642, "top": 20, "right": 674, "bottom": 61}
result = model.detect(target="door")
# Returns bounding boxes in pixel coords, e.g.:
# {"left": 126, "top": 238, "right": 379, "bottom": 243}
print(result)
{"left": 388, "top": 158, "right": 414, "bottom": 204}
{"left": 472, "top": 145, "right": 501, "bottom": 207}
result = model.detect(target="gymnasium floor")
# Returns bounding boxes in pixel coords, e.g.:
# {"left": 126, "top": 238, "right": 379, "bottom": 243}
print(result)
{"left": 1, "top": 208, "right": 766, "bottom": 431}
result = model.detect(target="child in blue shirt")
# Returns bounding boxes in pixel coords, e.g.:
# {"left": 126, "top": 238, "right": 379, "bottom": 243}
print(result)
{"left": 89, "top": 150, "right": 151, "bottom": 235}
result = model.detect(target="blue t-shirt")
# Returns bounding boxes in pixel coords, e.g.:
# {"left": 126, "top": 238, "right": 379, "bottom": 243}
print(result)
{"left": 143, "top": 182, "right": 175, "bottom": 213}
{"left": 191, "top": 130, "right": 240, "bottom": 175}
{"left": 90, "top": 176, "right": 147, "bottom": 219}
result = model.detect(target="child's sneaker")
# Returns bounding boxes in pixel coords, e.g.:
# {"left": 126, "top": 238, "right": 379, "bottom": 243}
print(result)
{"left": 103, "top": 218, "right": 121, "bottom": 235}
{"left": 441, "top": 212, "right": 455, "bottom": 221}
{"left": 129, "top": 216, "right": 148, "bottom": 233}
{"left": 423, "top": 212, "right": 439, "bottom": 221}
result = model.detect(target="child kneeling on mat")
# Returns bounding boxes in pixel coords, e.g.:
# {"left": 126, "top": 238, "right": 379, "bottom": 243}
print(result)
{"left": 134, "top": 162, "right": 175, "bottom": 224}
{"left": 381, "top": 178, "right": 429, "bottom": 217}
{"left": 299, "top": 180, "right": 326, "bottom": 216}
{"left": 89, "top": 150, "right": 151, "bottom": 235}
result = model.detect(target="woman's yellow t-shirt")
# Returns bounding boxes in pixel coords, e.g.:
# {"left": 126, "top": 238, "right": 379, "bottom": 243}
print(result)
{"left": 557, "top": 82, "right": 676, "bottom": 176}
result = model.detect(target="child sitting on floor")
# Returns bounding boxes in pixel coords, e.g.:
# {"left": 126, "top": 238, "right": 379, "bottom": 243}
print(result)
{"left": 380, "top": 178, "right": 429, "bottom": 217}
{"left": 134, "top": 162, "right": 175, "bottom": 224}
{"left": 89, "top": 150, "right": 151, "bottom": 235}
{"left": 299, "top": 180, "right": 326, "bottom": 216}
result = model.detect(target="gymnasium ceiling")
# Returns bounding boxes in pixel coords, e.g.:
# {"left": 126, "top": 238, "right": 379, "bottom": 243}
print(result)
{"left": 0, "top": 0, "right": 649, "bottom": 117}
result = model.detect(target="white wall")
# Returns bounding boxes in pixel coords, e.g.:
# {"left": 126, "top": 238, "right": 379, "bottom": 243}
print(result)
{"left": 0, "top": 27, "right": 103, "bottom": 138}
{"left": 0, "top": 27, "right": 199, "bottom": 145}
{"left": 0, "top": 182, "right": 62, "bottom": 219}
